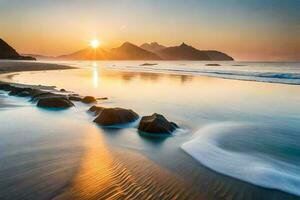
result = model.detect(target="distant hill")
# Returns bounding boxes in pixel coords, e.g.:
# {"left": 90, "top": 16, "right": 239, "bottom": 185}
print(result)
{"left": 56, "top": 41, "right": 234, "bottom": 61}
{"left": 202, "top": 50, "right": 233, "bottom": 61}
{"left": 22, "top": 54, "right": 55, "bottom": 60}
{"left": 57, "top": 48, "right": 109, "bottom": 60}
{"left": 109, "top": 42, "right": 160, "bottom": 60}
{"left": 140, "top": 42, "right": 166, "bottom": 53}
{"left": 157, "top": 43, "right": 210, "bottom": 60}
{"left": 0, "top": 38, "right": 35, "bottom": 60}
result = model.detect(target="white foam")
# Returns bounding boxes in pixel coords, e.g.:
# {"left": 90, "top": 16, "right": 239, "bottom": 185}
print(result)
{"left": 181, "top": 122, "right": 300, "bottom": 196}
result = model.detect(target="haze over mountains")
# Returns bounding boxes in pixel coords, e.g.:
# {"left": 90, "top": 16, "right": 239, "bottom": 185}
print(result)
{"left": 0, "top": 38, "right": 233, "bottom": 61}
{"left": 140, "top": 42, "right": 166, "bottom": 53}
{"left": 58, "top": 42, "right": 233, "bottom": 61}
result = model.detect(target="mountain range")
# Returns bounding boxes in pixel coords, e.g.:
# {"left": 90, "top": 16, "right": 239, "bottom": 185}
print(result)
{"left": 58, "top": 42, "right": 233, "bottom": 61}
{"left": 0, "top": 38, "right": 233, "bottom": 61}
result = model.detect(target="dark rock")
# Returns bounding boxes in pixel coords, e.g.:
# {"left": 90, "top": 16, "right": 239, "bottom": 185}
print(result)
{"left": 205, "top": 63, "right": 221, "bottom": 66}
{"left": 88, "top": 105, "right": 105, "bottom": 115}
{"left": 139, "top": 63, "right": 158, "bottom": 66}
{"left": 37, "top": 97, "right": 74, "bottom": 108}
{"left": 96, "top": 97, "right": 108, "bottom": 100}
{"left": 17, "top": 90, "right": 31, "bottom": 97}
{"left": 93, "top": 107, "right": 139, "bottom": 126}
{"left": 138, "top": 113, "right": 178, "bottom": 134}
{"left": 82, "top": 96, "right": 97, "bottom": 104}
{"left": 31, "top": 92, "right": 66, "bottom": 102}
{"left": 9, "top": 87, "right": 32, "bottom": 96}
{"left": 69, "top": 95, "right": 82, "bottom": 101}
{"left": 0, "top": 83, "right": 12, "bottom": 91}
{"left": 60, "top": 89, "right": 66, "bottom": 92}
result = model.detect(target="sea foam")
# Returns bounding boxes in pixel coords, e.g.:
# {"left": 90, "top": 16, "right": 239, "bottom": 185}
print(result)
{"left": 181, "top": 122, "right": 300, "bottom": 196}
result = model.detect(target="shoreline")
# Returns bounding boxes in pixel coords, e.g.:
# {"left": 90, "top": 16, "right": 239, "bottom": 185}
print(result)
{"left": 0, "top": 60, "right": 75, "bottom": 75}
{"left": 0, "top": 61, "right": 77, "bottom": 108}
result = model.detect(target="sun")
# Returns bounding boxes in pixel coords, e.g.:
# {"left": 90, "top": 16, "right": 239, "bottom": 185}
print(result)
{"left": 90, "top": 39, "right": 100, "bottom": 49}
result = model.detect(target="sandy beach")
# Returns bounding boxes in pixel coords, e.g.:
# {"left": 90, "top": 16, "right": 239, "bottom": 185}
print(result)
{"left": 0, "top": 61, "right": 300, "bottom": 200}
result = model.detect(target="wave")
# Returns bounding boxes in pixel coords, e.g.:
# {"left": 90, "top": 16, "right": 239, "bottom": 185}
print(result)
{"left": 107, "top": 65, "right": 300, "bottom": 85}
{"left": 181, "top": 122, "right": 300, "bottom": 196}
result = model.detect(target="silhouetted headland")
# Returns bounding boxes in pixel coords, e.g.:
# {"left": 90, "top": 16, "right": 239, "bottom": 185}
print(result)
{"left": 0, "top": 38, "right": 36, "bottom": 60}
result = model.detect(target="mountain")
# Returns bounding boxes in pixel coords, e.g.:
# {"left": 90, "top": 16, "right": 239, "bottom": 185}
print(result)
{"left": 57, "top": 48, "right": 109, "bottom": 60}
{"left": 109, "top": 42, "right": 160, "bottom": 60}
{"left": 157, "top": 43, "right": 210, "bottom": 60}
{"left": 140, "top": 42, "right": 166, "bottom": 53}
{"left": 22, "top": 54, "right": 56, "bottom": 60}
{"left": 57, "top": 42, "right": 234, "bottom": 61}
{"left": 0, "top": 38, "right": 35, "bottom": 60}
{"left": 202, "top": 50, "right": 233, "bottom": 61}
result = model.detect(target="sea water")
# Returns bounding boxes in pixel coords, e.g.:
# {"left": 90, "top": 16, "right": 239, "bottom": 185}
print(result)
{"left": 2, "top": 60, "right": 300, "bottom": 198}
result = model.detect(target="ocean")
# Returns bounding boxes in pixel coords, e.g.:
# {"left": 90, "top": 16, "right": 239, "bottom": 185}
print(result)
{"left": 0, "top": 61, "right": 299, "bottom": 199}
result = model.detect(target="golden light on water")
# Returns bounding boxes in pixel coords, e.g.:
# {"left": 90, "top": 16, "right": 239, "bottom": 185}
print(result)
{"left": 92, "top": 62, "right": 99, "bottom": 88}
{"left": 90, "top": 39, "right": 100, "bottom": 49}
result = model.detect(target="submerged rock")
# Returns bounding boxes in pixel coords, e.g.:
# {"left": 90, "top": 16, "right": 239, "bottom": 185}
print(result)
{"left": 82, "top": 96, "right": 97, "bottom": 104}
{"left": 93, "top": 107, "right": 139, "bottom": 126}
{"left": 37, "top": 97, "right": 74, "bottom": 108}
{"left": 138, "top": 113, "right": 178, "bottom": 134}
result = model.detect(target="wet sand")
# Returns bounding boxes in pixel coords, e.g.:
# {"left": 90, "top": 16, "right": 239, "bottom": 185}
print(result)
{"left": 0, "top": 61, "right": 74, "bottom": 75}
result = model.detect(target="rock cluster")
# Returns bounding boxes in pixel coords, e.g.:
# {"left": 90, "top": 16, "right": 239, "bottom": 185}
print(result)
{"left": 0, "top": 83, "right": 106, "bottom": 109}
{"left": 0, "top": 83, "right": 179, "bottom": 137}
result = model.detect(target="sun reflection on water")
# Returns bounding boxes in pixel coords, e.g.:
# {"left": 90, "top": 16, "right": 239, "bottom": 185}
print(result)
{"left": 92, "top": 62, "right": 99, "bottom": 88}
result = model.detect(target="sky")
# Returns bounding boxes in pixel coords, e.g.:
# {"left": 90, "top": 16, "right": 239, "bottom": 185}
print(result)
{"left": 0, "top": 0, "right": 299, "bottom": 61}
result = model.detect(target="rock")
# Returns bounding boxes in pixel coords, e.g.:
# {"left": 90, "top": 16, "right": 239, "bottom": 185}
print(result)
{"left": 68, "top": 95, "right": 82, "bottom": 101}
{"left": 139, "top": 63, "right": 158, "bottom": 66}
{"left": 93, "top": 107, "right": 139, "bottom": 126}
{"left": 82, "top": 96, "right": 97, "bottom": 104}
{"left": 60, "top": 89, "right": 66, "bottom": 92}
{"left": 0, "top": 83, "right": 12, "bottom": 91}
{"left": 138, "top": 113, "right": 178, "bottom": 134}
{"left": 9, "top": 87, "right": 32, "bottom": 96}
{"left": 88, "top": 105, "right": 105, "bottom": 115}
{"left": 205, "top": 63, "right": 221, "bottom": 66}
{"left": 97, "top": 97, "right": 108, "bottom": 100}
{"left": 31, "top": 92, "right": 66, "bottom": 102}
{"left": 17, "top": 90, "right": 31, "bottom": 97}
{"left": 37, "top": 97, "right": 74, "bottom": 108}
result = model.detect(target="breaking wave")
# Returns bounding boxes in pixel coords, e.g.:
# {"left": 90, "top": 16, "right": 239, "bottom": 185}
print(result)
{"left": 181, "top": 122, "right": 300, "bottom": 196}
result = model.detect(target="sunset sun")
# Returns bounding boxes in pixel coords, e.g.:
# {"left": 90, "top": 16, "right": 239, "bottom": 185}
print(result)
{"left": 90, "top": 39, "right": 100, "bottom": 49}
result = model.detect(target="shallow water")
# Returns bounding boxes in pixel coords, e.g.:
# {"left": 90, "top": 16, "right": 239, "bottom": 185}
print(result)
{"left": 1, "top": 61, "right": 300, "bottom": 199}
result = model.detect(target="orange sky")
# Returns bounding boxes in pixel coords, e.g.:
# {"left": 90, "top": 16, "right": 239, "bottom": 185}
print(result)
{"left": 1, "top": 0, "right": 299, "bottom": 61}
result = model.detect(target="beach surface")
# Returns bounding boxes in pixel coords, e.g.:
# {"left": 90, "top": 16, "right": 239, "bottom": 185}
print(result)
{"left": 0, "top": 61, "right": 300, "bottom": 200}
